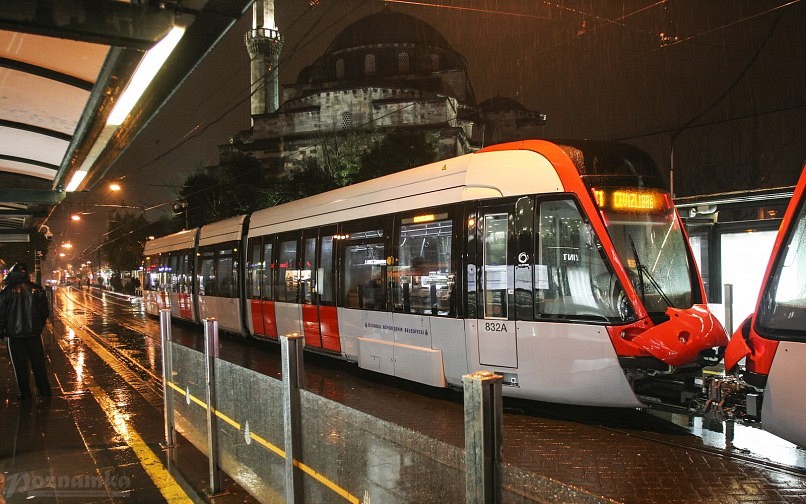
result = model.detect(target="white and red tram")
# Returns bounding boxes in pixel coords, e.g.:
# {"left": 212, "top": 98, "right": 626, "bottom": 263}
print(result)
{"left": 143, "top": 140, "right": 728, "bottom": 407}
{"left": 723, "top": 164, "right": 806, "bottom": 446}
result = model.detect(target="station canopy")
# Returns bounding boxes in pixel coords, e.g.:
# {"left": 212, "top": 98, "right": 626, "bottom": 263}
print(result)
{"left": 0, "top": 0, "right": 252, "bottom": 243}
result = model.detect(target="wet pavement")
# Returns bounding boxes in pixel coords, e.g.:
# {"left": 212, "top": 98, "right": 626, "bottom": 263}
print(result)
{"left": 1, "top": 286, "right": 805, "bottom": 503}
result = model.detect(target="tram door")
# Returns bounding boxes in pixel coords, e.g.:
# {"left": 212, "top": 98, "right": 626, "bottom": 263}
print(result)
{"left": 300, "top": 226, "right": 340, "bottom": 352}
{"left": 476, "top": 204, "right": 520, "bottom": 368}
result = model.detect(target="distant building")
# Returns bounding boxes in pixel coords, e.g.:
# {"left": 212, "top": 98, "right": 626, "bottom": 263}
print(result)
{"left": 221, "top": 4, "right": 545, "bottom": 178}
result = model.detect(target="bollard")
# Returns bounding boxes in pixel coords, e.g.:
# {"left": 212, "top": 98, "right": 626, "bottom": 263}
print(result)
{"left": 281, "top": 333, "right": 304, "bottom": 504}
{"left": 159, "top": 309, "right": 176, "bottom": 448}
{"left": 463, "top": 370, "right": 503, "bottom": 504}
{"left": 204, "top": 317, "right": 222, "bottom": 495}
{"left": 724, "top": 283, "right": 734, "bottom": 335}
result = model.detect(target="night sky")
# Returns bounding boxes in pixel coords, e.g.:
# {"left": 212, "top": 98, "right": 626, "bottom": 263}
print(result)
{"left": 52, "top": 0, "right": 806, "bottom": 255}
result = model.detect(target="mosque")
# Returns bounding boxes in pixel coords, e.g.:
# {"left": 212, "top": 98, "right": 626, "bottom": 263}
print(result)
{"left": 220, "top": 1, "right": 547, "bottom": 178}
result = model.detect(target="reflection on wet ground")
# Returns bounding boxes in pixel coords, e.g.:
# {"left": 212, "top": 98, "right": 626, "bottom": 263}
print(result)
{"left": 17, "top": 286, "right": 805, "bottom": 503}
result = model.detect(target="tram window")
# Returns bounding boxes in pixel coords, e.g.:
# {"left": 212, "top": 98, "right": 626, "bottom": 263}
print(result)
{"left": 247, "top": 240, "right": 262, "bottom": 299}
{"left": 179, "top": 252, "right": 191, "bottom": 294}
{"left": 199, "top": 250, "right": 215, "bottom": 297}
{"left": 276, "top": 238, "right": 299, "bottom": 303}
{"left": 263, "top": 241, "right": 273, "bottom": 301}
{"left": 159, "top": 256, "right": 170, "bottom": 290}
{"left": 344, "top": 243, "right": 386, "bottom": 310}
{"left": 466, "top": 212, "right": 479, "bottom": 318}
{"left": 319, "top": 235, "right": 335, "bottom": 305}
{"left": 394, "top": 214, "right": 454, "bottom": 315}
{"left": 301, "top": 236, "right": 316, "bottom": 304}
{"left": 757, "top": 200, "right": 806, "bottom": 337}
{"left": 482, "top": 213, "right": 509, "bottom": 319}
{"left": 168, "top": 254, "right": 179, "bottom": 292}
{"left": 216, "top": 248, "right": 235, "bottom": 298}
{"left": 144, "top": 256, "right": 159, "bottom": 291}
{"left": 515, "top": 197, "right": 535, "bottom": 321}
{"left": 340, "top": 221, "right": 387, "bottom": 310}
{"left": 536, "top": 199, "right": 622, "bottom": 322}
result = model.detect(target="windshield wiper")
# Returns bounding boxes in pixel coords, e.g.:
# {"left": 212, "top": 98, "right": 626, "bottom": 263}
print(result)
{"left": 628, "top": 234, "right": 675, "bottom": 309}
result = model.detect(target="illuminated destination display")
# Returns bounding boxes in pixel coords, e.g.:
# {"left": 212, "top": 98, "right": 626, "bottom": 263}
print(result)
{"left": 592, "top": 188, "right": 668, "bottom": 212}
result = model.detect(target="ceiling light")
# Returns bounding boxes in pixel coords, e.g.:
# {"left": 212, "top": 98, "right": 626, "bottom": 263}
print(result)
{"left": 107, "top": 26, "right": 186, "bottom": 126}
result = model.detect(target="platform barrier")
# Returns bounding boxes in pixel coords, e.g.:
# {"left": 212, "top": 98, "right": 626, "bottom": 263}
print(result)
{"left": 159, "top": 310, "right": 608, "bottom": 503}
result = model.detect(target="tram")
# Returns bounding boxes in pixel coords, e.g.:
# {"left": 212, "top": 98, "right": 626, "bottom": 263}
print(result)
{"left": 722, "top": 164, "right": 806, "bottom": 446}
{"left": 143, "top": 139, "right": 728, "bottom": 408}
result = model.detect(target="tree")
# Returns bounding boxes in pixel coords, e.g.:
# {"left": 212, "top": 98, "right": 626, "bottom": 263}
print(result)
{"left": 175, "top": 128, "right": 440, "bottom": 226}
{"left": 357, "top": 130, "right": 439, "bottom": 182}
{"left": 102, "top": 210, "right": 151, "bottom": 272}
{"left": 178, "top": 155, "right": 273, "bottom": 228}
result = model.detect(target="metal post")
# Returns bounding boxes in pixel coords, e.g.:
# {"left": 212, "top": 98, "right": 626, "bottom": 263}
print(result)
{"left": 281, "top": 333, "right": 304, "bottom": 504}
{"left": 724, "top": 283, "right": 734, "bottom": 335}
{"left": 159, "top": 309, "right": 176, "bottom": 448}
{"left": 204, "top": 318, "right": 222, "bottom": 495}
{"left": 463, "top": 370, "right": 503, "bottom": 504}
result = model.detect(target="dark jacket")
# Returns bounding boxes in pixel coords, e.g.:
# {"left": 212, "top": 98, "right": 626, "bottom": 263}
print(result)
{"left": 0, "top": 271, "right": 50, "bottom": 338}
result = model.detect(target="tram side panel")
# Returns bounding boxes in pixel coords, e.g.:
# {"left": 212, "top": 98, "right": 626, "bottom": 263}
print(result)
{"left": 195, "top": 215, "right": 248, "bottom": 334}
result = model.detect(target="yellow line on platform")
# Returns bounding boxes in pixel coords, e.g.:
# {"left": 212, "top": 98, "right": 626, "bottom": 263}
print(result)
{"left": 166, "top": 380, "right": 360, "bottom": 503}
{"left": 58, "top": 337, "right": 191, "bottom": 503}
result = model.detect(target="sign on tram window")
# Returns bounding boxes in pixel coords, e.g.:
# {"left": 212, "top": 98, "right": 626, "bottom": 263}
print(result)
{"left": 535, "top": 264, "right": 549, "bottom": 290}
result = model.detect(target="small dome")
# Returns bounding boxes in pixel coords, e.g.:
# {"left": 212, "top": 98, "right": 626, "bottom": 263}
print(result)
{"left": 328, "top": 10, "right": 453, "bottom": 53}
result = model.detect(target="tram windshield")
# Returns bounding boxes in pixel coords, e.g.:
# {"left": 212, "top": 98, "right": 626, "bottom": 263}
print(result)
{"left": 756, "top": 196, "right": 806, "bottom": 338}
{"left": 593, "top": 187, "right": 694, "bottom": 314}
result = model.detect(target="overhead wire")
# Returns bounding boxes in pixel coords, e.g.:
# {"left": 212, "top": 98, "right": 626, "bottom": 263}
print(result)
{"left": 76, "top": 0, "right": 804, "bottom": 237}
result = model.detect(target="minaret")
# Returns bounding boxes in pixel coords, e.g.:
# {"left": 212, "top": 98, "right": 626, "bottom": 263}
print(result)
{"left": 245, "top": 0, "right": 283, "bottom": 117}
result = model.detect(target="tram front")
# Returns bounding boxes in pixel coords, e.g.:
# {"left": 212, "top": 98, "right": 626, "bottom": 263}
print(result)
{"left": 567, "top": 142, "right": 729, "bottom": 405}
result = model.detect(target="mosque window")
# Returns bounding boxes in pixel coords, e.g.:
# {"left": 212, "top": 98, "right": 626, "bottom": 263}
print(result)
{"left": 341, "top": 111, "right": 353, "bottom": 129}
{"left": 398, "top": 52, "right": 410, "bottom": 73}
{"left": 364, "top": 54, "right": 376, "bottom": 76}
{"left": 336, "top": 59, "right": 345, "bottom": 79}
{"left": 430, "top": 54, "right": 440, "bottom": 71}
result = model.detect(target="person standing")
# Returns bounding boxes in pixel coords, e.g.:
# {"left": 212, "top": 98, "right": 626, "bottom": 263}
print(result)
{"left": 0, "top": 262, "right": 52, "bottom": 400}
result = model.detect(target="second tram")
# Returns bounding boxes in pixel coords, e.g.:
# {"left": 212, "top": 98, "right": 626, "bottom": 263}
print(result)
{"left": 721, "top": 164, "right": 806, "bottom": 446}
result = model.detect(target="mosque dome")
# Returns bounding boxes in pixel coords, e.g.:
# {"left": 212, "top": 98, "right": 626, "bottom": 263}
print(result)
{"left": 327, "top": 10, "right": 454, "bottom": 53}
{"left": 292, "top": 9, "right": 471, "bottom": 103}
